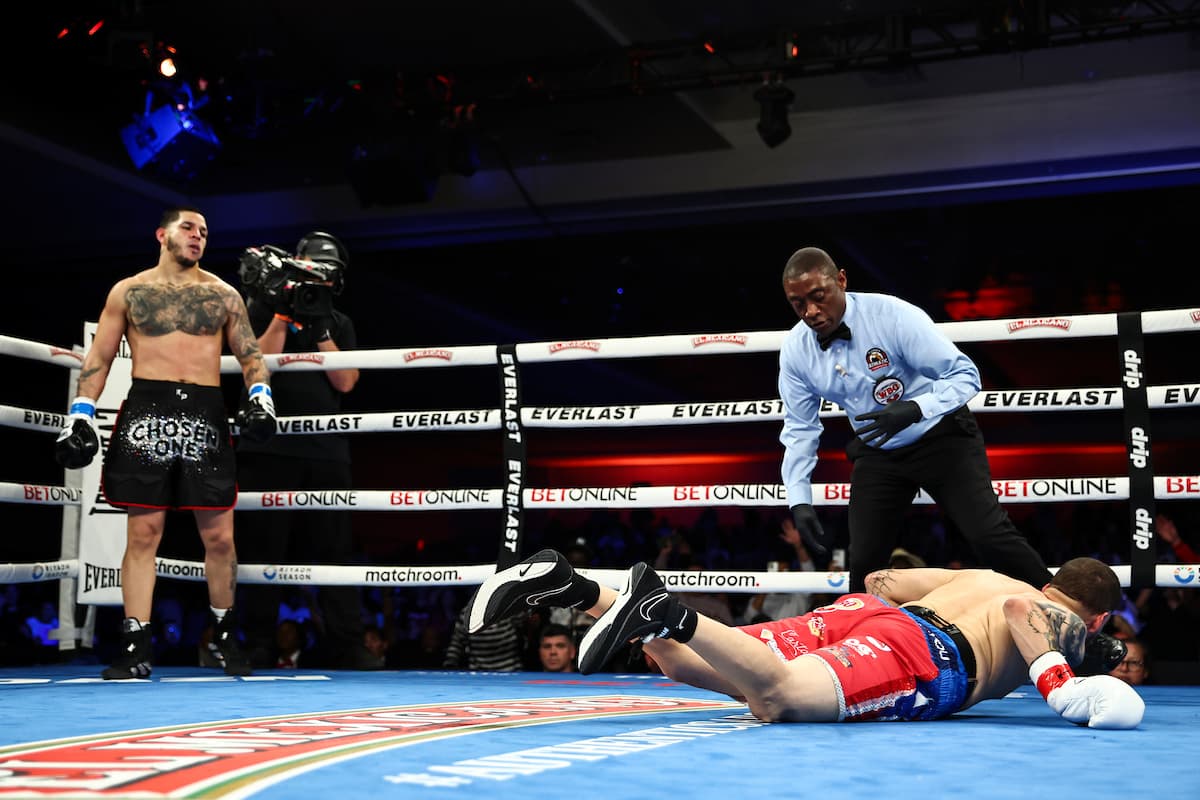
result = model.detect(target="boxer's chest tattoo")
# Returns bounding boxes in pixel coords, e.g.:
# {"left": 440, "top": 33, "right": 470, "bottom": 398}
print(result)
{"left": 127, "top": 284, "right": 228, "bottom": 336}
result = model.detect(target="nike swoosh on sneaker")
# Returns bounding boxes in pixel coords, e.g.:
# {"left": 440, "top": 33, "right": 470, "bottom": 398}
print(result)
{"left": 638, "top": 592, "right": 669, "bottom": 622}
{"left": 526, "top": 582, "right": 575, "bottom": 606}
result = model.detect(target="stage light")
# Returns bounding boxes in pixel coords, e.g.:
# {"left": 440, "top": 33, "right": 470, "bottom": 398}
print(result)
{"left": 120, "top": 81, "right": 219, "bottom": 181}
{"left": 754, "top": 80, "right": 795, "bottom": 148}
{"left": 158, "top": 57, "right": 177, "bottom": 78}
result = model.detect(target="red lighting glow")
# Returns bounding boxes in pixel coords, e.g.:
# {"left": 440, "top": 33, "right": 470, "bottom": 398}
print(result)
{"left": 88, "top": 20, "right": 105, "bottom": 36}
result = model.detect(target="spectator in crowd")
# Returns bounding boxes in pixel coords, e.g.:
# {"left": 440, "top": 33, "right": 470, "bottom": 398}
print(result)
{"left": 537, "top": 623, "right": 578, "bottom": 673}
{"left": 1157, "top": 513, "right": 1199, "bottom": 563}
{"left": 362, "top": 625, "right": 390, "bottom": 669}
{"left": 1108, "top": 637, "right": 1151, "bottom": 686}
{"left": 443, "top": 606, "right": 528, "bottom": 672}
{"left": 740, "top": 516, "right": 815, "bottom": 624}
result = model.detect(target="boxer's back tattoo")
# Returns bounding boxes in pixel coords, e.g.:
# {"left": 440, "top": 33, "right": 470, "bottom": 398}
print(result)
{"left": 127, "top": 284, "right": 229, "bottom": 336}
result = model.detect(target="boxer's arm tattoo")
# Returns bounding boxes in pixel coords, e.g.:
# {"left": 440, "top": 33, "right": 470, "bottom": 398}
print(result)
{"left": 865, "top": 570, "right": 897, "bottom": 599}
{"left": 1025, "top": 601, "right": 1088, "bottom": 664}
{"left": 225, "top": 294, "right": 270, "bottom": 385}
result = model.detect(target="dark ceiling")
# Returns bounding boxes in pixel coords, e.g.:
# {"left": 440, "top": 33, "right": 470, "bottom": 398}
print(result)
{"left": 7, "top": 2, "right": 1199, "bottom": 213}
{"left": 3, "top": 3, "right": 1198, "bottom": 558}
{"left": 3, "top": 1, "right": 1199, "bottom": 319}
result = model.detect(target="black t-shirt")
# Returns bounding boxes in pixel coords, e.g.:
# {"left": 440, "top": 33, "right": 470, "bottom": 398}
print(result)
{"left": 237, "top": 299, "right": 356, "bottom": 463}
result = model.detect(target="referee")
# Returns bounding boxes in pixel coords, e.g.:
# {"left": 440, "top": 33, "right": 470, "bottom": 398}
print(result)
{"left": 776, "top": 246, "right": 1051, "bottom": 592}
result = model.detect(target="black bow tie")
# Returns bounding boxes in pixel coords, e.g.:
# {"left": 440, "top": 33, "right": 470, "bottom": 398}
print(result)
{"left": 818, "top": 322, "right": 852, "bottom": 351}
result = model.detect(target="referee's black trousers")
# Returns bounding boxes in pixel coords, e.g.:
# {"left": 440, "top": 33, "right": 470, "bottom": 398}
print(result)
{"left": 845, "top": 407, "right": 1052, "bottom": 593}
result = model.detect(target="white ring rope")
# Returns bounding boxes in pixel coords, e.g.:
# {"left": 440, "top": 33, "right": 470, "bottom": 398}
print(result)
{"left": 5, "top": 385, "right": 1200, "bottom": 439}
{"left": 3, "top": 307, "right": 1198, "bottom": 592}
{"left": 5, "top": 477, "right": 1199, "bottom": 511}
{"left": 2, "top": 557, "right": 1197, "bottom": 594}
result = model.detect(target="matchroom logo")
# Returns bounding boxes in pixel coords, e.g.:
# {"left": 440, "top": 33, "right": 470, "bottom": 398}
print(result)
{"left": 0, "top": 696, "right": 740, "bottom": 796}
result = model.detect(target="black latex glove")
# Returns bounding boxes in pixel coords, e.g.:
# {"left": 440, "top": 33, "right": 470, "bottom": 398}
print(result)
{"left": 1076, "top": 632, "right": 1129, "bottom": 676}
{"left": 853, "top": 400, "right": 922, "bottom": 446}
{"left": 789, "top": 503, "right": 831, "bottom": 559}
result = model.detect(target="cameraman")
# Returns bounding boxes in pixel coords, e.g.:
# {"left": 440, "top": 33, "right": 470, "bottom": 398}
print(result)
{"left": 235, "top": 231, "right": 373, "bottom": 669}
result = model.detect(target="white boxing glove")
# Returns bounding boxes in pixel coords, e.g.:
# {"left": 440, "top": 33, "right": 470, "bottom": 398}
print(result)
{"left": 1030, "top": 651, "right": 1144, "bottom": 730}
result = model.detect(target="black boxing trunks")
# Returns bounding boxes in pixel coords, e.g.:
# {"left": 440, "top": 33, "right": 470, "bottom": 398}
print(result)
{"left": 101, "top": 379, "right": 237, "bottom": 511}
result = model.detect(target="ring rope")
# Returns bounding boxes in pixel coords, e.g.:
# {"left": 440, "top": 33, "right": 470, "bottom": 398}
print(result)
{"left": 4, "top": 381, "right": 1200, "bottom": 440}
{"left": 5, "top": 477, "right": 1198, "bottom": 510}
{"left": 2, "top": 557, "right": 1196, "bottom": 593}
{"left": 3, "top": 308, "right": 1197, "bottom": 594}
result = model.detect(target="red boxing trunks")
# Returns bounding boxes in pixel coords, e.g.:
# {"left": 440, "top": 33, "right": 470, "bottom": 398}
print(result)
{"left": 101, "top": 379, "right": 237, "bottom": 511}
{"left": 738, "top": 593, "right": 970, "bottom": 721}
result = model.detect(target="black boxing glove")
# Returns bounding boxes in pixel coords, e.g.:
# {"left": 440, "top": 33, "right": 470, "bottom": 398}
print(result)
{"left": 236, "top": 382, "right": 276, "bottom": 444}
{"left": 853, "top": 400, "right": 922, "bottom": 446}
{"left": 790, "top": 503, "right": 831, "bottom": 559}
{"left": 1076, "top": 632, "right": 1129, "bottom": 677}
{"left": 55, "top": 396, "right": 100, "bottom": 469}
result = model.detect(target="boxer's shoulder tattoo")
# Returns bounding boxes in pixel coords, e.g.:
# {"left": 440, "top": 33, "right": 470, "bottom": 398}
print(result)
{"left": 1025, "top": 600, "right": 1087, "bottom": 664}
{"left": 126, "top": 283, "right": 229, "bottom": 336}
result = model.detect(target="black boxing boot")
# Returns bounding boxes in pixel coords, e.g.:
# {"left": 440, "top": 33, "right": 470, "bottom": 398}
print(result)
{"left": 101, "top": 618, "right": 152, "bottom": 680}
{"left": 207, "top": 609, "right": 252, "bottom": 677}
{"left": 1076, "top": 632, "right": 1128, "bottom": 676}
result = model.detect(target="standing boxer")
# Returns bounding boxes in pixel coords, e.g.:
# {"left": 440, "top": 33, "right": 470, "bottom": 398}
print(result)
{"left": 55, "top": 206, "right": 275, "bottom": 679}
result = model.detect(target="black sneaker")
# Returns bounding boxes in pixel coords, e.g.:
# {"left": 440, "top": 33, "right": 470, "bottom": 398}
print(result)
{"left": 578, "top": 562, "right": 688, "bottom": 675}
{"left": 464, "top": 549, "right": 578, "bottom": 634}
{"left": 207, "top": 610, "right": 252, "bottom": 677}
{"left": 101, "top": 618, "right": 152, "bottom": 680}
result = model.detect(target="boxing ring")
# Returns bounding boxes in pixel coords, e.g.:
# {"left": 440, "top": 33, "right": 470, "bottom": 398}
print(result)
{"left": 2, "top": 307, "right": 1199, "bottom": 798}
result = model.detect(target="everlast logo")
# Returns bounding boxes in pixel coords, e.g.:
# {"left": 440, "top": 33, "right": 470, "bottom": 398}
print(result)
{"left": 504, "top": 458, "right": 522, "bottom": 553}
{"left": 1129, "top": 427, "right": 1149, "bottom": 469}
{"left": 1133, "top": 507, "right": 1153, "bottom": 550}
{"left": 1122, "top": 349, "right": 1143, "bottom": 389}
{"left": 84, "top": 563, "right": 121, "bottom": 593}
{"left": 501, "top": 354, "right": 521, "bottom": 444}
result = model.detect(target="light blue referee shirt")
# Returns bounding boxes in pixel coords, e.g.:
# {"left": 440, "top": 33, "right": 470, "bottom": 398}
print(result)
{"left": 779, "top": 291, "right": 981, "bottom": 506}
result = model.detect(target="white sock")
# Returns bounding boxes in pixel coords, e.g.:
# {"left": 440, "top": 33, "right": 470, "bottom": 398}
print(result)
{"left": 211, "top": 606, "right": 227, "bottom": 622}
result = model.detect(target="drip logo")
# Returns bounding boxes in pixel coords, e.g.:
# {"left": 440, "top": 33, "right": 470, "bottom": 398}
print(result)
{"left": 1129, "top": 427, "right": 1150, "bottom": 469}
{"left": 1133, "top": 507, "right": 1153, "bottom": 550}
{"left": 1122, "top": 349, "right": 1143, "bottom": 389}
